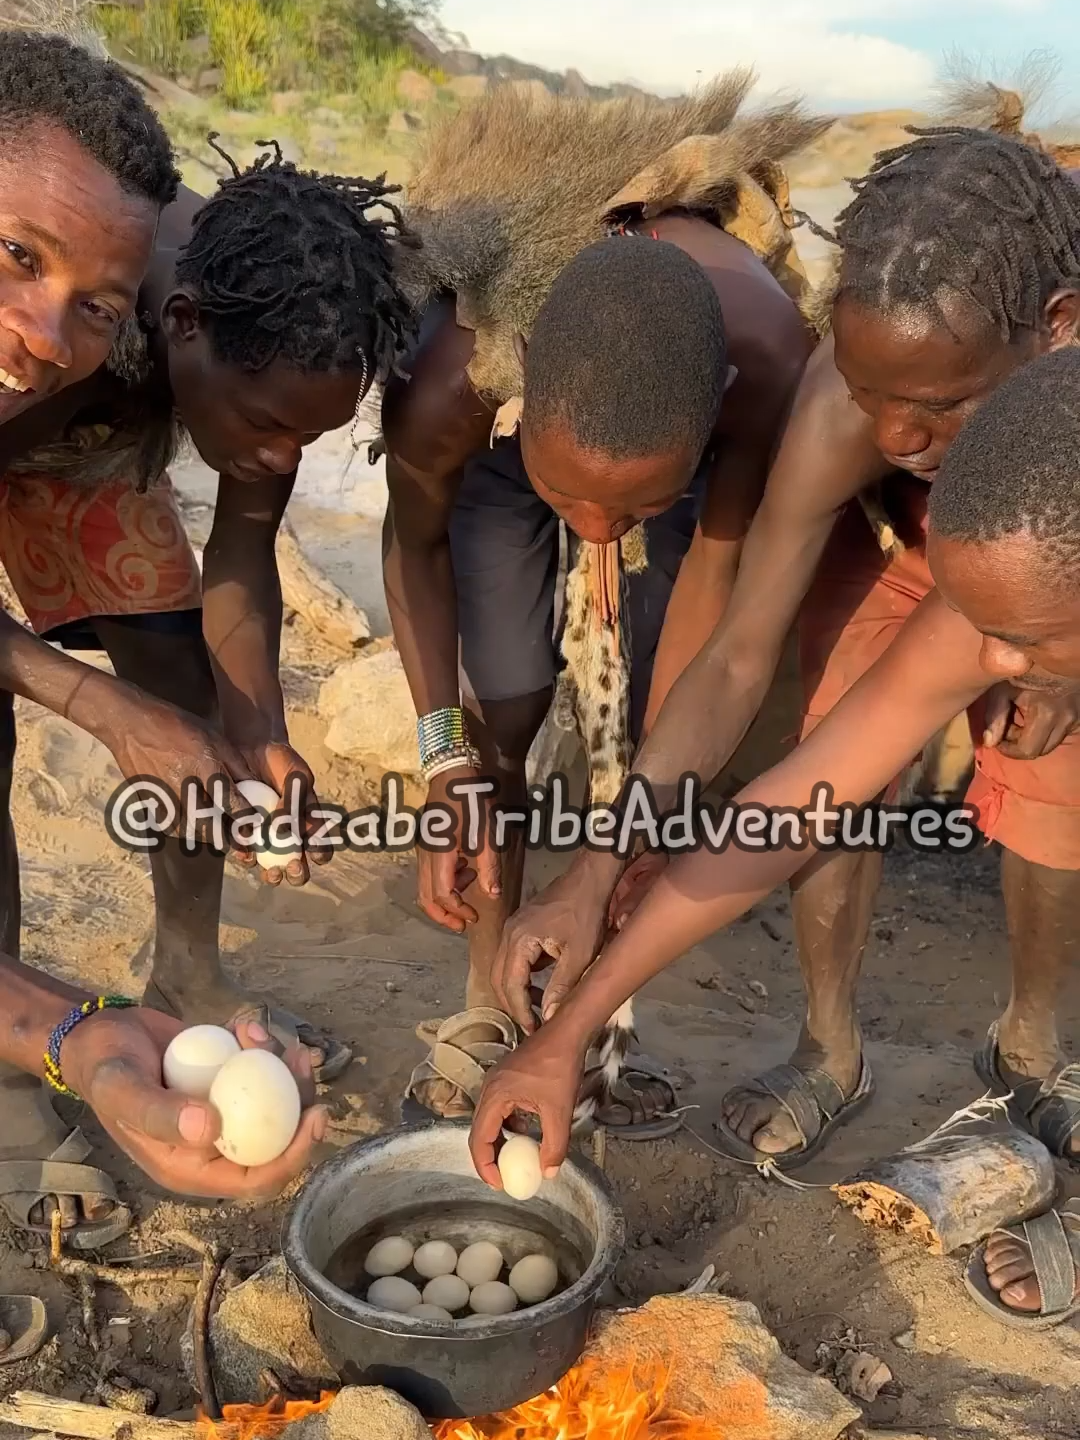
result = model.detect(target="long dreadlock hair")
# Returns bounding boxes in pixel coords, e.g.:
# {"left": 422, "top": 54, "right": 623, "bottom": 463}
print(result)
{"left": 175, "top": 136, "right": 418, "bottom": 380}
{"left": 833, "top": 126, "right": 1080, "bottom": 340}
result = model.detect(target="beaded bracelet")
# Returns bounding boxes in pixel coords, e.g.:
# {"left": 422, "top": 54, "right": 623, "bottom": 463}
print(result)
{"left": 44, "top": 995, "right": 137, "bottom": 1098}
{"left": 423, "top": 744, "right": 482, "bottom": 783}
{"left": 417, "top": 706, "right": 469, "bottom": 768}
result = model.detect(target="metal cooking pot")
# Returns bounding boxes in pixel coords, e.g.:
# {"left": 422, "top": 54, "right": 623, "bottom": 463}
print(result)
{"left": 283, "top": 1120, "right": 624, "bottom": 1418}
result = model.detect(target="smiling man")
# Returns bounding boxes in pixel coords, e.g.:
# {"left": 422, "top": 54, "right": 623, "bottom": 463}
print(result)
{"left": 498, "top": 125, "right": 1080, "bottom": 1169}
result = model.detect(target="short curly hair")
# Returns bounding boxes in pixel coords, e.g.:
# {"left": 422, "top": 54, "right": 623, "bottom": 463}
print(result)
{"left": 929, "top": 347, "right": 1080, "bottom": 582}
{"left": 173, "top": 138, "right": 417, "bottom": 379}
{"left": 0, "top": 30, "right": 179, "bottom": 207}
{"left": 524, "top": 237, "right": 727, "bottom": 460}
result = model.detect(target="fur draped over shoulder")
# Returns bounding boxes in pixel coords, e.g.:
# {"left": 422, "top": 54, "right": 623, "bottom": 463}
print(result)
{"left": 398, "top": 72, "right": 834, "bottom": 402}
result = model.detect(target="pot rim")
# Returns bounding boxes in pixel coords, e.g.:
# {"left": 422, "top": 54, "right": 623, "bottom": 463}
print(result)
{"left": 283, "top": 1120, "right": 625, "bottom": 1343}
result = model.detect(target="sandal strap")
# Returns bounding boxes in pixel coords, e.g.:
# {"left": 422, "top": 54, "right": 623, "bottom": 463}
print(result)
{"left": 0, "top": 1159, "right": 118, "bottom": 1204}
{"left": 1017, "top": 1210, "right": 1078, "bottom": 1316}
{"left": 1027, "top": 1063, "right": 1080, "bottom": 1157}
{"left": 753, "top": 1063, "right": 847, "bottom": 1148}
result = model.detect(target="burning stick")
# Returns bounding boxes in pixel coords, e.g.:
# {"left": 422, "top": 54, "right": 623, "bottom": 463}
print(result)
{"left": 165, "top": 1231, "right": 227, "bottom": 1423}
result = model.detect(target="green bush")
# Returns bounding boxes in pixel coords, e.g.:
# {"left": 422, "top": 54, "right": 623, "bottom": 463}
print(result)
{"left": 95, "top": 0, "right": 443, "bottom": 107}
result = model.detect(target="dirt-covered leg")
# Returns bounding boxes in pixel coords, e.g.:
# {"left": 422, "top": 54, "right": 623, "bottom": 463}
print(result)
{"left": 721, "top": 845, "right": 880, "bottom": 1156}
{"left": 94, "top": 615, "right": 346, "bottom": 1073}
{"left": 459, "top": 686, "right": 551, "bottom": 1011}
{"left": 998, "top": 847, "right": 1080, "bottom": 1157}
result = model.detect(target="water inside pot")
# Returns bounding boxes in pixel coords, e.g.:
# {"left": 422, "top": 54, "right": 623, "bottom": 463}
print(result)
{"left": 324, "top": 1196, "right": 587, "bottom": 1317}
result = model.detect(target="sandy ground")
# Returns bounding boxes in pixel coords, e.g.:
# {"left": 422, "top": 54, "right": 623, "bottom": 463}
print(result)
{"left": 2, "top": 229, "right": 1080, "bottom": 1436}
{"left": 1, "top": 514, "right": 1078, "bottom": 1435}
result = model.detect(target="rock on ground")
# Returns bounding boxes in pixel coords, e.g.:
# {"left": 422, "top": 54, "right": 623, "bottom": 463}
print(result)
{"left": 319, "top": 648, "right": 418, "bottom": 776}
{"left": 283, "top": 1386, "right": 430, "bottom": 1440}
{"left": 208, "top": 1257, "right": 335, "bottom": 1406}
{"left": 585, "top": 1294, "right": 860, "bottom": 1440}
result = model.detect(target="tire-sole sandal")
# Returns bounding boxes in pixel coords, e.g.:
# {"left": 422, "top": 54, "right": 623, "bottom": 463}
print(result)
{"left": 0, "top": 1126, "right": 130, "bottom": 1252}
{"left": 712, "top": 1059, "right": 875, "bottom": 1174}
{"left": 402, "top": 1008, "right": 518, "bottom": 1124}
{"left": 0, "top": 1295, "right": 48, "bottom": 1366}
{"left": 964, "top": 1201, "right": 1080, "bottom": 1330}
{"left": 585, "top": 1053, "right": 684, "bottom": 1141}
{"left": 975, "top": 1022, "right": 1080, "bottom": 1167}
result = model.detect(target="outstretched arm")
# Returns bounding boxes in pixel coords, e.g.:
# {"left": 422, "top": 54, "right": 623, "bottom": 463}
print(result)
{"left": 471, "top": 590, "right": 990, "bottom": 1182}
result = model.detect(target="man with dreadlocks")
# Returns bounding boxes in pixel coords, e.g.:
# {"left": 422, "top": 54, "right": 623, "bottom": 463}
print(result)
{"left": 0, "top": 135, "right": 415, "bottom": 1243}
{"left": 475, "top": 344, "right": 1080, "bottom": 1328}
{"left": 382, "top": 78, "right": 825, "bottom": 1128}
{"left": 500, "top": 121, "right": 1080, "bottom": 1171}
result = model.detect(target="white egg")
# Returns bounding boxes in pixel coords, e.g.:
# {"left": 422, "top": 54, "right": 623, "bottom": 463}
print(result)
{"left": 162, "top": 1025, "right": 240, "bottom": 1099}
{"left": 363, "top": 1236, "right": 415, "bottom": 1278}
{"left": 508, "top": 1253, "right": 559, "bottom": 1305}
{"left": 469, "top": 1281, "right": 518, "bottom": 1316}
{"left": 236, "top": 779, "right": 302, "bottom": 873}
{"left": 497, "top": 1134, "right": 543, "bottom": 1201}
{"left": 456, "top": 1241, "right": 504, "bottom": 1287}
{"left": 209, "top": 1049, "right": 301, "bottom": 1167}
{"left": 422, "top": 1275, "right": 470, "bottom": 1312}
{"left": 413, "top": 1240, "right": 458, "bottom": 1279}
{"left": 408, "top": 1304, "right": 454, "bottom": 1322}
{"left": 366, "top": 1276, "right": 421, "bottom": 1313}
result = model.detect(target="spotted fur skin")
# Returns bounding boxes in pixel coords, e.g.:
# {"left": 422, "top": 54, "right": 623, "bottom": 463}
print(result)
{"left": 560, "top": 530, "right": 646, "bottom": 1129}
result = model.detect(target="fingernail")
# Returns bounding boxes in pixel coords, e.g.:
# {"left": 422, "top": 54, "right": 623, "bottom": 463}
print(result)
{"left": 248, "top": 1022, "right": 270, "bottom": 1043}
{"left": 1002, "top": 1283, "right": 1023, "bottom": 1303}
{"left": 313, "top": 1108, "right": 328, "bottom": 1141}
{"left": 179, "top": 1104, "right": 208, "bottom": 1145}
{"left": 489, "top": 884, "right": 501, "bottom": 897}
{"left": 983, "top": 730, "right": 993, "bottom": 746}
{"left": 543, "top": 1165, "right": 560, "bottom": 1179}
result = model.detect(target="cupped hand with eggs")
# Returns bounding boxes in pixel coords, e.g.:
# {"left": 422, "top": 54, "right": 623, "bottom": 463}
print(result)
{"left": 61, "top": 1008, "right": 326, "bottom": 1199}
{"left": 231, "top": 744, "right": 333, "bottom": 889}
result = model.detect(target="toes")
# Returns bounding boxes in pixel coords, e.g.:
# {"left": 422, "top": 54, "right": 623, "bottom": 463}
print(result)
{"left": 736, "top": 1098, "right": 782, "bottom": 1145}
{"left": 752, "top": 1114, "right": 804, "bottom": 1156}
{"left": 1000, "top": 1278, "right": 1042, "bottom": 1313}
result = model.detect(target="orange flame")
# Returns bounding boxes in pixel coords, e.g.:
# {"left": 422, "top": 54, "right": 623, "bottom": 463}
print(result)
{"left": 196, "top": 1391, "right": 336, "bottom": 1440}
{"left": 432, "top": 1358, "right": 724, "bottom": 1439}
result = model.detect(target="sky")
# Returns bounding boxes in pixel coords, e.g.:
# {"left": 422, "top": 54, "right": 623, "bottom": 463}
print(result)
{"left": 435, "top": 1, "right": 1080, "bottom": 115}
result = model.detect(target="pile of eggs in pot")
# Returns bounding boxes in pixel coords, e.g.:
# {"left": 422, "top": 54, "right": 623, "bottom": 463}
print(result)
{"left": 360, "top": 1144, "right": 563, "bottom": 1322}
{"left": 161, "top": 1024, "right": 302, "bottom": 1166}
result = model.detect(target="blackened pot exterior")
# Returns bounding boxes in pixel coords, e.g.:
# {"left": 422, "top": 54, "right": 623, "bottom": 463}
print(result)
{"left": 283, "top": 1120, "right": 624, "bottom": 1419}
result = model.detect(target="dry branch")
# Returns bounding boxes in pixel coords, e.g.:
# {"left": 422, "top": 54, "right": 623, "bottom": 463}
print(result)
{"left": 834, "top": 1127, "right": 1056, "bottom": 1255}
{"left": 0, "top": 1392, "right": 195, "bottom": 1440}
{"left": 275, "top": 518, "right": 371, "bottom": 652}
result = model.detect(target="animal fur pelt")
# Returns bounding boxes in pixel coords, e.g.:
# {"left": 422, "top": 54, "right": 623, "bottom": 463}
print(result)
{"left": 400, "top": 72, "right": 831, "bottom": 402}
{"left": 399, "top": 76, "right": 831, "bottom": 1129}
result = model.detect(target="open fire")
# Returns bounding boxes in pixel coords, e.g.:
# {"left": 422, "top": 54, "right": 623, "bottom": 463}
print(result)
{"left": 194, "top": 1359, "right": 723, "bottom": 1440}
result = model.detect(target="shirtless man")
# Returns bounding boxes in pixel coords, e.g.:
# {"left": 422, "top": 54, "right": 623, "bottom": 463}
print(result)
{"left": 381, "top": 87, "right": 815, "bottom": 1119}
{"left": 497, "top": 127, "right": 1080, "bottom": 1168}
{"left": 472, "top": 344, "right": 1080, "bottom": 1325}
{"left": 0, "top": 142, "right": 415, "bottom": 1240}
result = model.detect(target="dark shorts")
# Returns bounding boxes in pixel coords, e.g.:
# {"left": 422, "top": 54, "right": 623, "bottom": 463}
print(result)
{"left": 450, "top": 436, "right": 704, "bottom": 743}
{"left": 44, "top": 607, "right": 204, "bottom": 651}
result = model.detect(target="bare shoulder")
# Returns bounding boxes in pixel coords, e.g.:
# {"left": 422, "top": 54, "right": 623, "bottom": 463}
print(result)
{"left": 381, "top": 298, "right": 494, "bottom": 480}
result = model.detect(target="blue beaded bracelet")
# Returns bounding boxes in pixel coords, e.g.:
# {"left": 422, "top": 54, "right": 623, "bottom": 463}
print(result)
{"left": 44, "top": 996, "right": 136, "bottom": 1098}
